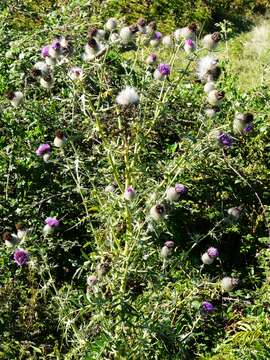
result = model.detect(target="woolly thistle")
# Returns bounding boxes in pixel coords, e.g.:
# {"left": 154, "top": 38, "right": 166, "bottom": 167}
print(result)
{"left": 116, "top": 86, "right": 139, "bottom": 106}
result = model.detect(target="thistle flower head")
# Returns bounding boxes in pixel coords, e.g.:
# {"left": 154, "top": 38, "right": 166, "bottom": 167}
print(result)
{"left": 88, "top": 27, "right": 98, "bottom": 38}
{"left": 87, "top": 274, "right": 98, "bottom": 286}
{"left": 153, "top": 31, "right": 162, "bottom": 40}
{"left": 105, "top": 18, "right": 117, "bottom": 31}
{"left": 14, "top": 248, "right": 29, "bottom": 266}
{"left": 129, "top": 24, "right": 138, "bottom": 33}
{"left": 124, "top": 186, "right": 136, "bottom": 200}
{"left": 69, "top": 67, "right": 83, "bottom": 80}
{"left": 217, "top": 133, "right": 232, "bottom": 147}
{"left": 137, "top": 18, "right": 146, "bottom": 27}
{"left": 41, "top": 45, "right": 50, "bottom": 58}
{"left": 175, "top": 184, "right": 187, "bottom": 195}
{"left": 36, "top": 144, "right": 51, "bottom": 156}
{"left": 52, "top": 40, "right": 61, "bottom": 50}
{"left": 211, "top": 32, "right": 221, "bottom": 42}
{"left": 207, "top": 247, "right": 219, "bottom": 258}
{"left": 186, "top": 39, "right": 195, "bottom": 47}
{"left": 45, "top": 217, "right": 59, "bottom": 228}
{"left": 188, "top": 22, "right": 197, "bottom": 32}
{"left": 157, "top": 63, "right": 170, "bottom": 76}
{"left": 164, "top": 240, "right": 174, "bottom": 249}
{"left": 87, "top": 38, "right": 98, "bottom": 48}
{"left": 15, "top": 223, "right": 25, "bottom": 231}
{"left": 3, "top": 231, "right": 12, "bottom": 242}
{"left": 244, "top": 123, "right": 253, "bottom": 132}
{"left": 202, "top": 301, "right": 214, "bottom": 312}
{"left": 55, "top": 129, "right": 64, "bottom": 139}
{"left": 116, "top": 86, "right": 139, "bottom": 106}
{"left": 146, "top": 53, "right": 157, "bottom": 64}
{"left": 148, "top": 21, "right": 157, "bottom": 31}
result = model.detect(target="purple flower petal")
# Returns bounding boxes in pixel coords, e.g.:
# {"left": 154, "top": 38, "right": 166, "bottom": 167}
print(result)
{"left": 157, "top": 63, "right": 171, "bottom": 76}
{"left": 14, "top": 249, "right": 29, "bottom": 266}
{"left": 45, "top": 217, "right": 60, "bottom": 227}
{"left": 36, "top": 144, "right": 51, "bottom": 156}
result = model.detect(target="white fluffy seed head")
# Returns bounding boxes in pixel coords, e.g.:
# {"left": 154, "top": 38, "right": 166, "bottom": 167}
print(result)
{"left": 116, "top": 86, "right": 139, "bottom": 106}
{"left": 197, "top": 55, "right": 218, "bottom": 82}
{"left": 43, "top": 153, "right": 50, "bottom": 162}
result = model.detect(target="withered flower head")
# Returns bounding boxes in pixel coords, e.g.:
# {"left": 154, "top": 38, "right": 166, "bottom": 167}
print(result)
{"left": 55, "top": 129, "right": 64, "bottom": 139}
{"left": 148, "top": 21, "right": 157, "bottom": 30}
{"left": 188, "top": 22, "right": 197, "bottom": 32}
{"left": 3, "top": 231, "right": 12, "bottom": 241}
{"left": 211, "top": 32, "right": 221, "bottom": 42}
{"left": 15, "top": 223, "right": 24, "bottom": 230}
{"left": 88, "top": 27, "right": 98, "bottom": 38}
{"left": 5, "top": 90, "right": 15, "bottom": 100}
{"left": 129, "top": 24, "right": 138, "bottom": 33}
{"left": 88, "top": 38, "right": 98, "bottom": 48}
{"left": 137, "top": 18, "right": 146, "bottom": 27}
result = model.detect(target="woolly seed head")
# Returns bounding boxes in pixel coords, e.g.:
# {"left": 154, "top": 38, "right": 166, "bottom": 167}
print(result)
{"left": 116, "top": 86, "right": 139, "bottom": 106}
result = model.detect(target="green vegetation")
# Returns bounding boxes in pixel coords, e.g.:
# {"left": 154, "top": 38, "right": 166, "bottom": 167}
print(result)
{"left": 0, "top": 1, "right": 270, "bottom": 359}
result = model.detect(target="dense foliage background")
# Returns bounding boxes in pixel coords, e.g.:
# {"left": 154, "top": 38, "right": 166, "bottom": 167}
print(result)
{"left": 0, "top": 0, "right": 270, "bottom": 359}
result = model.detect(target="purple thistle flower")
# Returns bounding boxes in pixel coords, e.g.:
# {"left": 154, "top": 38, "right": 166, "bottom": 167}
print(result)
{"left": 157, "top": 63, "right": 171, "bottom": 76}
{"left": 185, "top": 39, "right": 195, "bottom": 47}
{"left": 202, "top": 301, "right": 214, "bottom": 312}
{"left": 175, "top": 184, "right": 188, "bottom": 195}
{"left": 52, "top": 40, "right": 61, "bottom": 50}
{"left": 207, "top": 247, "right": 219, "bottom": 258}
{"left": 36, "top": 144, "right": 51, "bottom": 156}
{"left": 14, "top": 249, "right": 29, "bottom": 266}
{"left": 149, "top": 53, "right": 157, "bottom": 62}
{"left": 45, "top": 217, "right": 60, "bottom": 227}
{"left": 154, "top": 31, "right": 162, "bottom": 40}
{"left": 41, "top": 45, "right": 50, "bottom": 58}
{"left": 244, "top": 123, "right": 253, "bottom": 132}
{"left": 124, "top": 186, "right": 136, "bottom": 200}
{"left": 218, "top": 133, "right": 233, "bottom": 147}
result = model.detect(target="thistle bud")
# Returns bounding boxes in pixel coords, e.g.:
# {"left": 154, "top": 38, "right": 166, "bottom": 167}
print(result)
{"left": 202, "top": 32, "right": 221, "bottom": 50}
{"left": 87, "top": 274, "right": 98, "bottom": 286}
{"left": 150, "top": 31, "right": 162, "bottom": 47}
{"left": 150, "top": 204, "right": 166, "bottom": 221}
{"left": 166, "top": 184, "right": 187, "bottom": 202}
{"left": 124, "top": 186, "right": 136, "bottom": 201}
{"left": 146, "top": 53, "right": 157, "bottom": 65}
{"left": 43, "top": 217, "right": 60, "bottom": 235}
{"left": 5, "top": 90, "right": 24, "bottom": 107}
{"left": 162, "top": 35, "right": 173, "bottom": 48}
{"left": 233, "top": 112, "right": 254, "bottom": 134}
{"left": 207, "top": 90, "right": 224, "bottom": 106}
{"left": 160, "top": 240, "right": 174, "bottom": 258}
{"left": 3, "top": 231, "right": 18, "bottom": 247}
{"left": 184, "top": 39, "right": 196, "bottom": 54}
{"left": 54, "top": 129, "right": 67, "bottom": 148}
{"left": 15, "top": 223, "right": 27, "bottom": 241}
{"left": 69, "top": 67, "right": 83, "bottom": 81}
{"left": 201, "top": 247, "right": 219, "bottom": 265}
{"left": 137, "top": 18, "right": 147, "bottom": 33}
{"left": 217, "top": 132, "right": 233, "bottom": 147}
{"left": 221, "top": 277, "right": 238, "bottom": 292}
{"left": 227, "top": 206, "right": 242, "bottom": 220}
{"left": 105, "top": 18, "right": 117, "bottom": 31}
